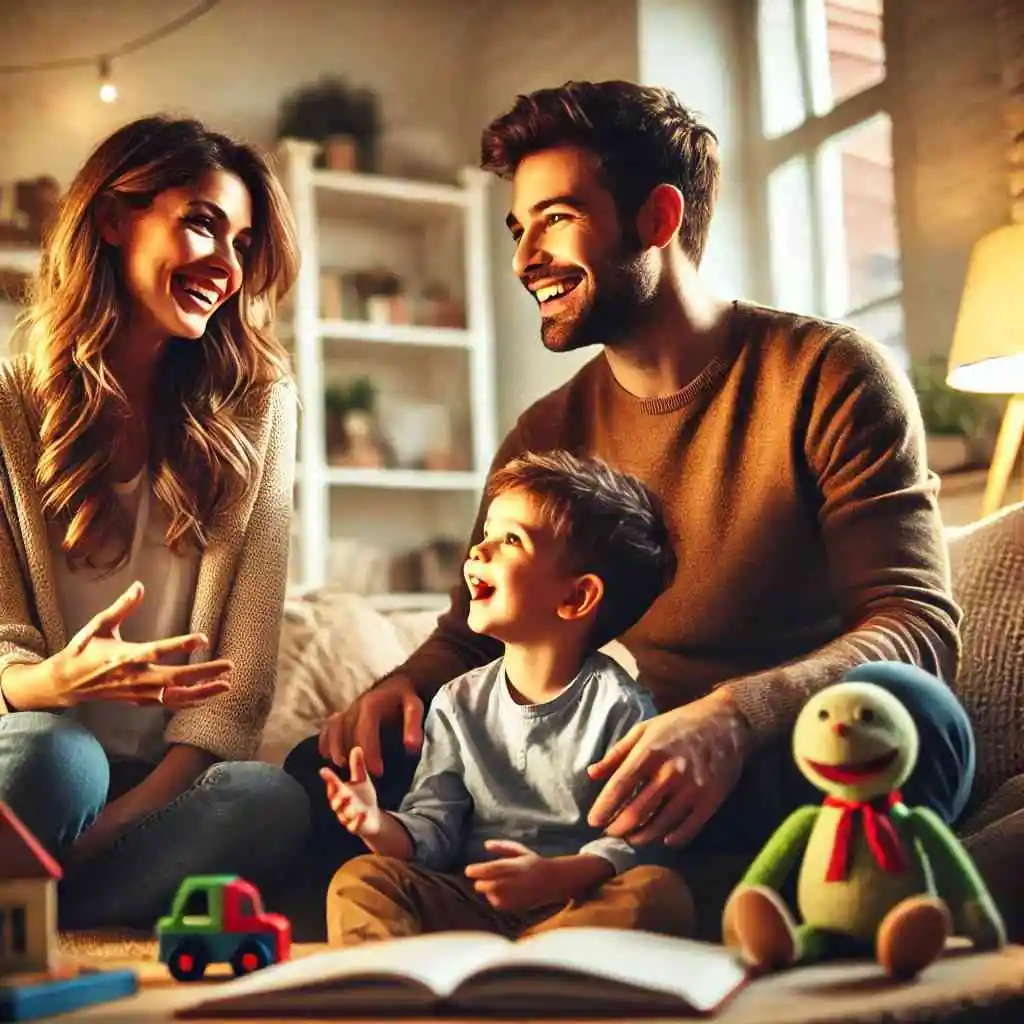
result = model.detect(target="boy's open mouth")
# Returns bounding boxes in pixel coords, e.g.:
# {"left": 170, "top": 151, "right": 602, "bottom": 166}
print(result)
{"left": 465, "top": 572, "right": 496, "bottom": 601}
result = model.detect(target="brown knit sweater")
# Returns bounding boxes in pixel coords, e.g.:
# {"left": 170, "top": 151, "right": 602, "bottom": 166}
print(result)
{"left": 396, "top": 300, "right": 961, "bottom": 747}
{"left": 0, "top": 355, "right": 297, "bottom": 762}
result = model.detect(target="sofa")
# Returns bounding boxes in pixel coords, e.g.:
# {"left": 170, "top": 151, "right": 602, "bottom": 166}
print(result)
{"left": 263, "top": 501, "right": 1024, "bottom": 940}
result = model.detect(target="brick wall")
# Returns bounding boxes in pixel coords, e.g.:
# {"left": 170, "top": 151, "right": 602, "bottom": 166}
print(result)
{"left": 887, "top": 0, "right": 1017, "bottom": 361}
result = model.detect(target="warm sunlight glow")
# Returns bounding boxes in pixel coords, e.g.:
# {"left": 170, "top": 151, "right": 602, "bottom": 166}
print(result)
{"left": 947, "top": 224, "right": 1024, "bottom": 395}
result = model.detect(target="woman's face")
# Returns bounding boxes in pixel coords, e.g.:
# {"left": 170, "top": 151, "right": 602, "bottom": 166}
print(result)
{"left": 103, "top": 168, "right": 253, "bottom": 342}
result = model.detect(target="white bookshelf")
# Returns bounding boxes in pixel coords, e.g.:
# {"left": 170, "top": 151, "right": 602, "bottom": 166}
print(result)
{"left": 0, "top": 247, "right": 40, "bottom": 275}
{"left": 276, "top": 139, "right": 497, "bottom": 598}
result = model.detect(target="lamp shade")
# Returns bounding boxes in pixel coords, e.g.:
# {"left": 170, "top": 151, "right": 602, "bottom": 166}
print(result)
{"left": 946, "top": 223, "right": 1024, "bottom": 394}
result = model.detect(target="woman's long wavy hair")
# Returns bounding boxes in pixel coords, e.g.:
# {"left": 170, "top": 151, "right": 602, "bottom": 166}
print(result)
{"left": 16, "top": 115, "right": 299, "bottom": 571}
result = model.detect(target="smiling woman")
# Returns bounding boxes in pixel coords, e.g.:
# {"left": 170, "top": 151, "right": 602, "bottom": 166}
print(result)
{"left": 0, "top": 116, "right": 310, "bottom": 930}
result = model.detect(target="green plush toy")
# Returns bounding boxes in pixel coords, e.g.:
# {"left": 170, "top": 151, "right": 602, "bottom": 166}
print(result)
{"left": 722, "top": 677, "right": 1005, "bottom": 979}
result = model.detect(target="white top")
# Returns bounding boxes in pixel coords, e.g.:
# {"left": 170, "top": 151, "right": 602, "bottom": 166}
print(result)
{"left": 52, "top": 470, "right": 201, "bottom": 763}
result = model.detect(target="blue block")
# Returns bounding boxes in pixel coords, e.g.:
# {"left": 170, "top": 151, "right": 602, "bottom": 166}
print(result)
{"left": 0, "top": 968, "right": 138, "bottom": 1021}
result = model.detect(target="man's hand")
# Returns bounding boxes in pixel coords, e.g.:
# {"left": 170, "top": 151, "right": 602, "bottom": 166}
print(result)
{"left": 464, "top": 840, "right": 593, "bottom": 913}
{"left": 318, "top": 675, "right": 424, "bottom": 776}
{"left": 319, "top": 747, "right": 383, "bottom": 838}
{"left": 587, "top": 688, "right": 752, "bottom": 847}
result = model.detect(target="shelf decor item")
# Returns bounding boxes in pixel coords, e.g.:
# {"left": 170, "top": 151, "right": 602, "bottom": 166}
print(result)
{"left": 276, "top": 76, "right": 380, "bottom": 172}
{"left": 276, "top": 139, "right": 497, "bottom": 593}
{"left": 325, "top": 376, "right": 391, "bottom": 469}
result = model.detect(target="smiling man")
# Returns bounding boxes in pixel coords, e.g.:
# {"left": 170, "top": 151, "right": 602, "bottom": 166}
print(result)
{"left": 288, "top": 81, "right": 975, "bottom": 921}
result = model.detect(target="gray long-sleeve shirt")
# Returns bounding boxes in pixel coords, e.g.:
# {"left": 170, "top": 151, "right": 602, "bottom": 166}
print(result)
{"left": 391, "top": 652, "right": 657, "bottom": 875}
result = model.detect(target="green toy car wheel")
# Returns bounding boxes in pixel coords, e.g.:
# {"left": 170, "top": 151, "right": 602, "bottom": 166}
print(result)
{"left": 167, "top": 940, "right": 210, "bottom": 982}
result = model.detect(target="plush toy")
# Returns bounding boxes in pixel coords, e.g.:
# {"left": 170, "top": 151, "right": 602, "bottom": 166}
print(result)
{"left": 723, "top": 673, "right": 1005, "bottom": 979}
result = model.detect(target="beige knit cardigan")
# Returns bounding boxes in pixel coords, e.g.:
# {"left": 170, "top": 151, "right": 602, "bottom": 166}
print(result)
{"left": 0, "top": 356, "right": 297, "bottom": 762}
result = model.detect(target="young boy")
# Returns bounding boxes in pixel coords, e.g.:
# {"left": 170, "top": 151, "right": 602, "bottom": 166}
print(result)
{"left": 320, "top": 451, "right": 694, "bottom": 944}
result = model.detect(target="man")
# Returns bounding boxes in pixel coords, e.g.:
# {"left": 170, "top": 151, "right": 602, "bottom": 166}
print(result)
{"left": 285, "top": 81, "right": 973, "bottom": 910}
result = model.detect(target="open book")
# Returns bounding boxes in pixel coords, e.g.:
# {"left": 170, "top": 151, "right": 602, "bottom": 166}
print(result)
{"left": 177, "top": 928, "right": 747, "bottom": 1018}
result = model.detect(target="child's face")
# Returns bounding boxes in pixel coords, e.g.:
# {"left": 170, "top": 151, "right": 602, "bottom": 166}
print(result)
{"left": 464, "top": 488, "right": 584, "bottom": 644}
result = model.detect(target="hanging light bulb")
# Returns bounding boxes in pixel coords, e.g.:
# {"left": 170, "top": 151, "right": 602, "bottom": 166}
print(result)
{"left": 98, "top": 58, "right": 117, "bottom": 103}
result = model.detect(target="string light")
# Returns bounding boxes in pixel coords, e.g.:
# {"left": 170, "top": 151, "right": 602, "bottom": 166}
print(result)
{"left": 98, "top": 58, "right": 117, "bottom": 104}
{"left": 0, "top": 1, "right": 218, "bottom": 103}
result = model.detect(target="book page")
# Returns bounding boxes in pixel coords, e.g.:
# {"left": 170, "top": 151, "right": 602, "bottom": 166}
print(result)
{"left": 467, "top": 927, "right": 748, "bottom": 1013}
{"left": 178, "top": 931, "right": 512, "bottom": 1012}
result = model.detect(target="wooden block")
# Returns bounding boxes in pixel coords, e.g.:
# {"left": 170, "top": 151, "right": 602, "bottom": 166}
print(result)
{"left": 0, "top": 967, "right": 137, "bottom": 1022}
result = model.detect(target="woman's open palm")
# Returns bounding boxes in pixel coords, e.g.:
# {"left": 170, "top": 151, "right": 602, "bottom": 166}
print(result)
{"left": 50, "top": 581, "right": 232, "bottom": 710}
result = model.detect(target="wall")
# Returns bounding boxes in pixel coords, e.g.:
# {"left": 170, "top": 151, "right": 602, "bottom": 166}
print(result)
{"left": 0, "top": 0, "right": 473, "bottom": 185}
{"left": 638, "top": 0, "right": 754, "bottom": 303}
{"left": 887, "top": 0, "right": 1016, "bottom": 363}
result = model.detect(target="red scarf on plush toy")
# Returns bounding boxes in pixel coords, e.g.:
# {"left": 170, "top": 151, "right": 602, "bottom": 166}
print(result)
{"left": 822, "top": 790, "right": 908, "bottom": 881}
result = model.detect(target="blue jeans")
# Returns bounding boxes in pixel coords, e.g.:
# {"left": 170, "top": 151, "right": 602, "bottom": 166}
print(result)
{"left": 0, "top": 712, "right": 311, "bottom": 930}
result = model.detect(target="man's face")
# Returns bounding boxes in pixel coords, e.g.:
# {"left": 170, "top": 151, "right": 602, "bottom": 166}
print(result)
{"left": 506, "top": 146, "right": 655, "bottom": 353}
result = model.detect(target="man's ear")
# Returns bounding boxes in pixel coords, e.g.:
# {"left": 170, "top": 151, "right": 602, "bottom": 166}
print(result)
{"left": 636, "top": 183, "right": 683, "bottom": 250}
{"left": 94, "top": 193, "right": 126, "bottom": 246}
{"left": 557, "top": 573, "right": 604, "bottom": 624}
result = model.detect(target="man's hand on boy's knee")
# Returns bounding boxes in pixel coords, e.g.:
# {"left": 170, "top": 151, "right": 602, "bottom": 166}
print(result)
{"left": 586, "top": 688, "right": 752, "bottom": 847}
{"left": 318, "top": 675, "right": 424, "bottom": 775}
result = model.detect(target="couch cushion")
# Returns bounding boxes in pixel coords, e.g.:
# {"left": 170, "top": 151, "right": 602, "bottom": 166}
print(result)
{"left": 260, "top": 589, "right": 412, "bottom": 764}
{"left": 947, "top": 501, "right": 1024, "bottom": 812}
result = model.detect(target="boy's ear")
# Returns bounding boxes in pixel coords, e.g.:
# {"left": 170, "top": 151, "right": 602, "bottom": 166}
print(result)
{"left": 636, "top": 183, "right": 683, "bottom": 250}
{"left": 557, "top": 573, "right": 604, "bottom": 624}
{"left": 94, "top": 193, "right": 126, "bottom": 246}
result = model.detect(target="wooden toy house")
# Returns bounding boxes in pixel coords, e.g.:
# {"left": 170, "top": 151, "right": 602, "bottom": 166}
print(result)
{"left": 0, "top": 803, "right": 61, "bottom": 975}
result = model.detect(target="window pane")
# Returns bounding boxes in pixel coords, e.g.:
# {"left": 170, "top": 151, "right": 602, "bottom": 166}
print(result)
{"left": 817, "top": 113, "right": 900, "bottom": 317}
{"left": 758, "top": 0, "right": 807, "bottom": 138}
{"left": 10, "top": 908, "right": 25, "bottom": 954}
{"left": 767, "top": 155, "right": 816, "bottom": 313}
{"left": 806, "top": 0, "right": 886, "bottom": 114}
{"left": 842, "top": 297, "right": 907, "bottom": 369}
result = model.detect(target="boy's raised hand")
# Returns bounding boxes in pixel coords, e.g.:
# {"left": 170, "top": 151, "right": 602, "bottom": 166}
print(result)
{"left": 319, "top": 747, "right": 383, "bottom": 838}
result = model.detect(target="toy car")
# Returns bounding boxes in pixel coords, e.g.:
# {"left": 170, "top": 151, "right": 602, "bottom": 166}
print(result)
{"left": 156, "top": 874, "right": 291, "bottom": 982}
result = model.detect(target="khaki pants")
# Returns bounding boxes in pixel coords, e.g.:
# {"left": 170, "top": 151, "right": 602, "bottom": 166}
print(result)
{"left": 327, "top": 854, "right": 695, "bottom": 946}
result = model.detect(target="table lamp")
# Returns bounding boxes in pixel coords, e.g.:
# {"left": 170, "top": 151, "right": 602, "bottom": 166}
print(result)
{"left": 946, "top": 222, "right": 1024, "bottom": 516}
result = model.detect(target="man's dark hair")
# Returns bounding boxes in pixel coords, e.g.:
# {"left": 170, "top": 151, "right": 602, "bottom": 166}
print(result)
{"left": 487, "top": 450, "right": 676, "bottom": 649}
{"left": 480, "top": 80, "right": 720, "bottom": 266}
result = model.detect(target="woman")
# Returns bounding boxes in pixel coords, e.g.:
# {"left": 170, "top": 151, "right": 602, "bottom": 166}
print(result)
{"left": 0, "top": 115, "right": 309, "bottom": 929}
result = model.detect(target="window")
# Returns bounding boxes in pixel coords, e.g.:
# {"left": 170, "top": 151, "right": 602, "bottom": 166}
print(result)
{"left": 181, "top": 889, "right": 211, "bottom": 923}
{"left": 755, "top": 0, "right": 905, "bottom": 364}
{"left": 10, "top": 908, "right": 25, "bottom": 954}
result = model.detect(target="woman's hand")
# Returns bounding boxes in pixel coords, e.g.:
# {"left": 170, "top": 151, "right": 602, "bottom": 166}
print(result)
{"left": 43, "top": 581, "right": 232, "bottom": 710}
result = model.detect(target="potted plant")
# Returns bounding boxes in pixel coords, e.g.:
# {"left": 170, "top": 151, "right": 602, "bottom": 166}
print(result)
{"left": 324, "top": 376, "right": 389, "bottom": 467}
{"left": 276, "top": 77, "right": 379, "bottom": 172}
{"left": 908, "top": 357, "right": 1001, "bottom": 473}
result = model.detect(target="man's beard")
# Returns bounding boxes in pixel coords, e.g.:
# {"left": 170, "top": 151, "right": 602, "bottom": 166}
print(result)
{"left": 539, "top": 248, "right": 655, "bottom": 354}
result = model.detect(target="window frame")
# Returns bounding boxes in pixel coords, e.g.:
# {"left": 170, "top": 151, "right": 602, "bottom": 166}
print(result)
{"left": 745, "top": 0, "right": 902, "bottom": 344}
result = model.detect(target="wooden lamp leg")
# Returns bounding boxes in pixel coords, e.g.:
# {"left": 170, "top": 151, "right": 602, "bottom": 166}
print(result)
{"left": 981, "top": 395, "right": 1024, "bottom": 517}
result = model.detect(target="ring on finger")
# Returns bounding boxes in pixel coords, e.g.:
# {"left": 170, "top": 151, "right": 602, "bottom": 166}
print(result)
{"left": 157, "top": 686, "right": 166, "bottom": 705}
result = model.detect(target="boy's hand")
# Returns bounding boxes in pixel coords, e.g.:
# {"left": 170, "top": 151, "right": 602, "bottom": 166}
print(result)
{"left": 464, "top": 840, "right": 569, "bottom": 912}
{"left": 319, "top": 747, "right": 383, "bottom": 838}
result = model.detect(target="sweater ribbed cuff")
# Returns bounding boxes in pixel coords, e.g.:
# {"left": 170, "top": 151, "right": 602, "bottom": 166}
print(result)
{"left": 0, "top": 651, "right": 44, "bottom": 715}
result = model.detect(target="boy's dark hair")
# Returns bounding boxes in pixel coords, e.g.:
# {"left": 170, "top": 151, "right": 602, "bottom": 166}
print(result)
{"left": 480, "top": 80, "right": 720, "bottom": 266}
{"left": 487, "top": 450, "right": 676, "bottom": 649}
